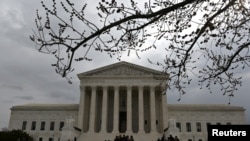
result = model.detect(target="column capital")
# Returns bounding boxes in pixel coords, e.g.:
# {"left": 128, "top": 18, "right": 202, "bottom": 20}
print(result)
{"left": 114, "top": 85, "right": 120, "bottom": 90}
{"left": 102, "top": 85, "right": 108, "bottom": 91}
{"left": 91, "top": 85, "right": 97, "bottom": 89}
{"left": 79, "top": 85, "right": 85, "bottom": 89}
{"left": 149, "top": 85, "right": 157, "bottom": 88}
{"left": 100, "top": 84, "right": 110, "bottom": 88}
{"left": 111, "top": 85, "right": 121, "bottom": 88}
{"left": 126, "top": 85, "right": 132, "bottom": 90}
{"left": 137, "top": 85, "right": 144, "bottom": 89}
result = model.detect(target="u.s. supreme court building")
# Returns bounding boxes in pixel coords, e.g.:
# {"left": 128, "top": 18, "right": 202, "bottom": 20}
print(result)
{"left": 8, "top": 61, "right": 246, "bottom": 141}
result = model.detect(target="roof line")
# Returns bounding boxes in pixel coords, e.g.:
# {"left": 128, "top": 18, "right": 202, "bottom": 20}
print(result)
{"left": 77, "top": 61, "right": 166, "bottom": 77}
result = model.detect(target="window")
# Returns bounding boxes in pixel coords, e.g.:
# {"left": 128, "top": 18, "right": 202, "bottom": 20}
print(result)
{"left": 39, "top": 137, "right": 43, "bottom": 141}
{"left": 198, "top": 139, "right": 202, "bottom": 141}
{"left": 50, "top": 121, "right": 55, "bottom": 131}
{"left": 31, "top": 121, "right": 36, "bottom": 130}
{"left": 206, "top": 122, "right": 211, "bottom": 126}
{"left": 206, "top": 122, "right": 210, "bottom": 130}
{"left": 196, "top": 122, "right": 201, "bottom": 132}
{"left": 176, "top": 122, "right": 181, "bottom": 132}
{"left": 226, "top": 122, "right": 231, "bottom": 125}
{"left": 22, "top": 121, "right": 27, "bottom": 130}
{"left": 216, "top": 122, "right": 221, "bottom": 125}
{"left": 40, "top": 121, "right": 46, "bottom": 130}
{"left": 59, "top": 121, "right": 64, "bottom": 131}
{"left": 186, "top": 122, "right": 191, "bottom": 132}
{"left": 188, "top": 139, "right": 192, "bottom": 141}
{"left": 48, "top": 138, "right": 53, "bottom": 141}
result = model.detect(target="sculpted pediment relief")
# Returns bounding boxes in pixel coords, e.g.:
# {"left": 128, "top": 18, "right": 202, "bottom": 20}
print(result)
{"left": 78, "top": 61, "right": 164, "bottom": 77}
{"left": 90, "top": 65, "right": 152, "bottom": 76}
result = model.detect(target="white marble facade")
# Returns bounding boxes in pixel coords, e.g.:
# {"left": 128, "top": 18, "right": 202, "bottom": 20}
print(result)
{"left": 8, "top": 61, "right": 246, "bottom": 141}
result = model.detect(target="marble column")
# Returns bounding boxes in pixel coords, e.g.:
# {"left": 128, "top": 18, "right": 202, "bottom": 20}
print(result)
{"left": 138, "top": 86, "right": 145, "bottom": 133}
{"left": 101, "top": 86, "right": 108, "bottom": 133}
{"left": 113, "top": 86, "right": 119, "bottom": 133}
{"left": 78, "top": 86, "right": 85, "bottom": 131}
{"left": 161, "top": 86, "right": 168, "bottom": 131}
{"left": 89, "top": 86, "right": 96, "bottom": 133}
{"left": 150, "top": 86, "right": 157, "bottom": 133}
{"left": 126, "top": 86, "right": 132, "bottom": 133}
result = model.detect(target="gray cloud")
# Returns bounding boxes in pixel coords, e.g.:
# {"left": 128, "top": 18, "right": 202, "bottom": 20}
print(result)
{"left": 0, "top": 84, "right": 23, "bottom": 91}
{"left": 14, "top": 96, "right": 34, "bottom": 101}
{"left": 49, "top": 91, "right": 78, "bottom": 101}
{"left": 0, "top": 0, "right": 250, "bottom": 130}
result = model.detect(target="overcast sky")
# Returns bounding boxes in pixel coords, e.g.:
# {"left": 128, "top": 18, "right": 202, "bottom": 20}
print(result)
{"left": 0, "top": 0, "right": 250, "bottom": 130}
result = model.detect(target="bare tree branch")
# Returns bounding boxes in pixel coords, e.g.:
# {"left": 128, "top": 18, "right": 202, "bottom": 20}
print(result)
{"left": 30, "top": 0, "right": 250, "bottom": 99}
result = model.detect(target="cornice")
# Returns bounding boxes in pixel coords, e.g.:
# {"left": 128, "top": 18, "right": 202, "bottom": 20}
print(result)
{"left": 77, "top": 61, "right": 168, "bottom": 79}
{"left": 10, "top": 104, "right": 79, "bottom": 111}
{"left": 168, "top": 104, "right": 245, "bottom": 111}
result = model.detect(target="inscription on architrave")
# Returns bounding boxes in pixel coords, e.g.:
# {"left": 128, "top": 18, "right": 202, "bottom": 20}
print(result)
{"left": 93, "top": 65, "right": 153, "bottom": 76}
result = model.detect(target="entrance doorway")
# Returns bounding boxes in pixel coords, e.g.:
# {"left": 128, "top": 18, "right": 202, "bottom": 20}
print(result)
{"left": 119, "top": 112, "right": 126, "bottom": 133}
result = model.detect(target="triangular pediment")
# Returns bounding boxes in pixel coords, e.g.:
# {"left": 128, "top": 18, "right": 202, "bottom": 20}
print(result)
{"left": 78, "top": 61, "right": 164, "bottom": 77}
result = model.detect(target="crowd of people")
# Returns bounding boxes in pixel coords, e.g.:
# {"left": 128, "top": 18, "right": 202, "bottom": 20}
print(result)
{"left": 114, "top": 135, "right": 134, "bottom": 141}
{"left": 103, "top": 134, "right": 179, "bottom": 141}
{"left": 157, "top": 134, "right": 180, "bottom": 141}
{"left": 104, "top": 135, "right": 134, "bottom": 141}
{"left": 17, "top": 134, "right": 179, "bottom": 141}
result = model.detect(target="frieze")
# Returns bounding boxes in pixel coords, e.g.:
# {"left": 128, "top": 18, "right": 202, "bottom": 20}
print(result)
{"left": 81, "top": 78, "right": 162, "bottom": 86}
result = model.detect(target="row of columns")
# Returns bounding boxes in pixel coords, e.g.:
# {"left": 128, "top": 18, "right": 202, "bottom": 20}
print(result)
{"left": 79, "top": 85, "right": 162, "bottom": 133}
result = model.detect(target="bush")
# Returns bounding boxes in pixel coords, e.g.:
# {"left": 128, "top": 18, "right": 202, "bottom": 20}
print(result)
{"left": 0, "top": 129, "right": 33, "bottom": 141}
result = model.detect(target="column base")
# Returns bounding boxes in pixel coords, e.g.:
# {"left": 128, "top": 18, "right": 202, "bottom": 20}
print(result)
{"left": 87, "top": 129, "right": 96, "bottom": 134}
{"left": 100, "top": 130, "right": 107, "bottom": 134}
{"left": 112, "top": 130, "right": 119, "bottom": 134}
{"left": 126, "top": 130, "right": 133, "bottom": 134}
{"left": 150, "top": 130, "right": 157, "bottom": 134}
{"left": 138, "top": 130, "right": 145, "bottom": 134}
